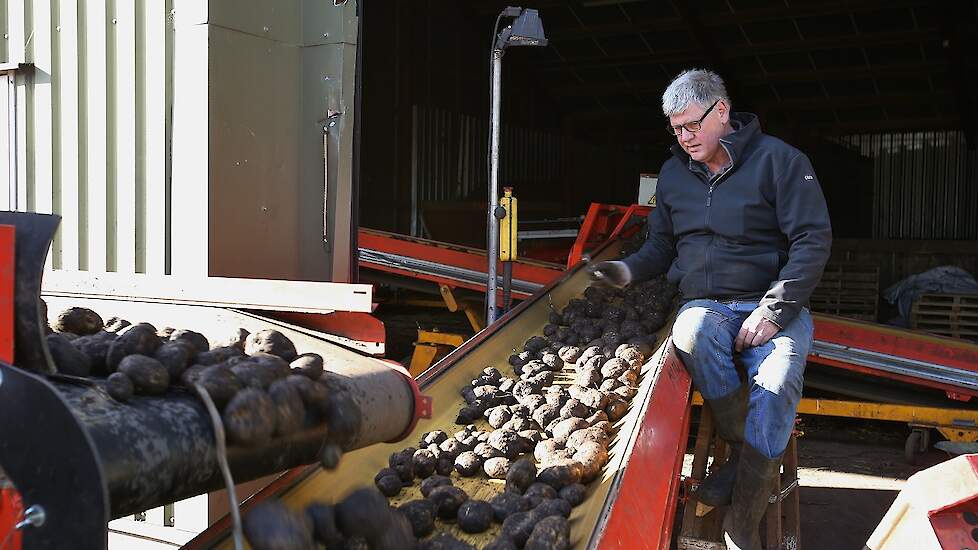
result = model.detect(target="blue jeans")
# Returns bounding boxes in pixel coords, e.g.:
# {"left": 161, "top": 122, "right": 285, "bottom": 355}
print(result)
{"left": 672, "top": 299, "right": 813, "bottom": 459}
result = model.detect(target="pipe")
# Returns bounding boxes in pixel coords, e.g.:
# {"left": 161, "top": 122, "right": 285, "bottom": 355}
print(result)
{"left": 486, "top": 48, "right": 503, "bottom": 325}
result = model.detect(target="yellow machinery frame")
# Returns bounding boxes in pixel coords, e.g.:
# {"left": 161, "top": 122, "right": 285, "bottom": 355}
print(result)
{"left": 692, "top": 393, "right": 978, "bottom": 463}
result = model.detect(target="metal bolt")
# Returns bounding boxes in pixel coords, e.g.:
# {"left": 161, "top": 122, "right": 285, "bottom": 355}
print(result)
{"left": 15, "top": 505, "right": 46, "bottom": 530}
{"left": 56, "top": 25, "right": 61, "bottom": 32}
{"left": 263, "top": 26, "right": 269, "bottom": 32}
{"left": 323, "top": 32, "right": 329, "bottom": 38}
{"left": 323, "top": 75, "right": 331, "bottom": 81}
{"left": 170, "top": 8, "right": 175, "bottom": 15}
{"left": 328, "top": 121, "right": 336, "bottom": 127}
{"left": 3, "top": 33, "right": 8, "bottom": 39}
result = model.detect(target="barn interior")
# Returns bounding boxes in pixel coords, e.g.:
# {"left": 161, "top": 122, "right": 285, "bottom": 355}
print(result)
{"left": 359, "top": 0, "right": 978, "bottom": 315}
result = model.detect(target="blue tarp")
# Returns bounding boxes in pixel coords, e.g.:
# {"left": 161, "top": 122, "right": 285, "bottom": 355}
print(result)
{"left": 882, "top": 266, "right": 978, "bottom": 327}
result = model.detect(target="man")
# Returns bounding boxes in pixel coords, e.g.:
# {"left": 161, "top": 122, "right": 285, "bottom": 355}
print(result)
{"left": 590, "top": 69, "right": 831, "bottom": 550}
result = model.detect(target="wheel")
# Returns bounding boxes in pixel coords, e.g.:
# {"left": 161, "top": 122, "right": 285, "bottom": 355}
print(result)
{"left": 905, "top": 430, "right": 925, "bottom": 465}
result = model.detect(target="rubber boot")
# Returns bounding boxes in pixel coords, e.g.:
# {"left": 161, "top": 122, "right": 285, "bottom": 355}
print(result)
{"left": 722, "top": 443, "right": 782, "bottom": 550}
{"left": 694, "top": 385, "right": 747, "bottom": 507}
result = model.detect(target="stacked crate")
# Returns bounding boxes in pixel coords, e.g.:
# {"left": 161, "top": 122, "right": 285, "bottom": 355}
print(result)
{"left": 810, "top": 263, "right": 880, "bottom": 321}
{"left": 911, "top": 294, "right": 978, "bottom": 342}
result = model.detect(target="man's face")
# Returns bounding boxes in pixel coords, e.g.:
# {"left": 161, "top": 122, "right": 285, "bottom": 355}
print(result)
{"left": 669, "top": 100, "right": 728, "bottom": 165}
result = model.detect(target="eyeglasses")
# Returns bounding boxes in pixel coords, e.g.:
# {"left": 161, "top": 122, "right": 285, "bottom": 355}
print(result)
{"left": 666, "top": 100, "right": 720, "bottom": 137}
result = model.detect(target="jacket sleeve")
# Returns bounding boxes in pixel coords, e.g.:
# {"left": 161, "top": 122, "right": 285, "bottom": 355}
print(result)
{"left": 757, "top": 153, "right": 832, "bottom": 327}
{"left": 621, "top": 194, "right": 676, "bottom": 282}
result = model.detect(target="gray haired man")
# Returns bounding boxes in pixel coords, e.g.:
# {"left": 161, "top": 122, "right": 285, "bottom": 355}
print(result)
{"left": 590, "top": 69, "right": 831, "bottom": 550}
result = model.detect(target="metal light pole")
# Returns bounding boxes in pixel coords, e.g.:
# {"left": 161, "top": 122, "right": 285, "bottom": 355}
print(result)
{"left": 485, "top": 7, "right": 547, "bottom": 325}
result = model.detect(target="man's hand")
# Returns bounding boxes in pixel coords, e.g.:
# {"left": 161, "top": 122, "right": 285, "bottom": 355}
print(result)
{"left": 735, "top": 309, "right": 781, "bottom": 352}
{"left": 587, "top": 261, "right": 632, "bottom": 288}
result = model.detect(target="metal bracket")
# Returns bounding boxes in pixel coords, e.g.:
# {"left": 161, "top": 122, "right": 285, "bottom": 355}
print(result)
{"left": 321, "top": 111, "right": 343, "bottom": 245}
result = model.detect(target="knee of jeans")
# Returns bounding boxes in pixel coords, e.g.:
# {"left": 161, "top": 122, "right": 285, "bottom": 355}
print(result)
{"left": 753, "top": 355, "right": 805, "bottom": 400}
{"left": 672, "top": 305, "right": 720, "bottom": 356}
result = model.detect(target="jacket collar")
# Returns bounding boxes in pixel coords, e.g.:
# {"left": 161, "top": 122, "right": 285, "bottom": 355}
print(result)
{"left": 669, "top": 112, "right": 761, "bottom": 173}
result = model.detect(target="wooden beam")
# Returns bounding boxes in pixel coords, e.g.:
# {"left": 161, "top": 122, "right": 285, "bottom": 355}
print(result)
{"left": 552, "top": 62, "right": 956, "bottom": 97}
{"left": 542, "top": 29, "right": 941, "bottom": 71}
{"left": 546, "top": 0, "right": 930, "bottom": 40}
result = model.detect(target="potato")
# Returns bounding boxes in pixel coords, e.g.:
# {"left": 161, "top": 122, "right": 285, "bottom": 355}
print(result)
{"left": 534, "top": 439, "right": 562, "bottom": 462}
{"left": 195, "top": 345, "right": 244, "bottom": 366}
{"left": 499, "top": 511, "right": 538, "bottom": 547}
{"left": 399, "top": 499, "right": 436, "bottom": 538}
{"left": 559, "top": 398, "right": 590, "bottom": 420}
{"left": 168, "top": 329, "right": 208, "bottom": 353}
{"left": 288, "top": 353, "right": 323, "bottom": 380}
{"left": 614, "top": 385, "right": 638, "bottom": 400}
{"left": 427, "top": 485, "right": 468, "bottom": 519}
{"left": 375, "top": 474, "right": 402, "bottom": 497}
{"left": 498, "top": 377, "right": 516, "bottom": 393}
{"left": 284, "top": 374, "right": 330, "bottom": 418}
{"left": 606, "top": 399, "right": 629, "bottom": 422}
{"left": 618, "top": 369, "right": 639, "bottom": 386}
{"left": 573, "top": 441, "right": 610, "bottom": 482}
{"left": 599, "top": 378, "right": 624, "bottom": 392}
{"left": 117, "top": 354, "right": 169, "bottom": 395}
{"left": 490, "top": 492, "right": 530, "bottom": 523}
{"left": 488, "top": 429, "right": 524, "bottom": 459}
{"left": 223, "top": 388, "right": 276, "bottom": 446}
{"left": 559, "top": 483, "right": 587, "bottom": 506}
{"left": 242, "top": 501, "right": 313, "bottom": 550}
{"left": 435, "top": 457, "right": 455, "bottom": 476}
{"left": 54, "top": 307, "right": 104, "bottom": 336}
{"left": 420, "top": 430, "right": 449, "bottom": 447}
{"left": 505, "top": 458, "right": 537, "bottom": 494}
{"left": 106, "top": 372, "right": 134, "bottom": 402}
{"left": 412, "top": 448, "right": 437, "bottom": 478}
{"left": 47, "top": 333, "right": 92, "bottom": 376}
{"left": 154, "top": 341, "right": 194, "bottom": 379}
{"left": 335, "top": 488, "right": 392, "bottom": 540}
{"left": 420, "top": 475, "right": 452, "bottom": 497}
{"left": 586, "top": 410, "right": 609, "bottom": 426}
{"left": 601, "top": 357, "right": 630, "bottom": 379}
{"left": 457, "top": 500, "right": 494, "bottom": 533}
{"left": 557, "top": 345, "right": 581, "bottom": 364}
{"left": 616, "top": 345, "right": 645, "bottom": 368}
{"left": 524, "top": 482, "right": 558, "bottom": 508}
{"left": 319, "top": 441, "right": 343, "bottom": 470}
{"left": 195, "top": 365, "right": 244, "bottom": 409}
{"left": 534, "top": 497, "right": 572, "bottom": 519}
{"left": 485, "top": 405, "right": 512, "bottom": 429}
{"left": 268, "top": 379, "right": 305, "bottom": 436}
{"left": 106, "top": 325, "right": 161, "bottom": 372}
{"left": 537, "top": 460, "right": 584, "bottom": 490}
{"left": 523, "top": 371, "right": 555, "bottom": 389}
{"left": 245, "top": 329, "right": 297, "bottom": 361}
{"left": 454, "top": 451, "right": 483, "bottom": 477}
{"left": 570, "top": 386, "right": 608, "bottom": 410}
{"left": 102, "top": 317, "right": 131, "bottom": 333}
{"left": 576, "top": 364, "right": 602, "bottom": 389}
{"left": 455, "top": 405, "right": 482, "bottom": 425}
{"left": 484, "top": 456, "right": 511, "bottom": 479}
{"left": 551, "top": 417, "right": 589, "bottom": 445}
{"left": 541, "top": 353, "right": 563, "bottom": 370}
{"left": 305, "top": 502, "right": 343, "bottom": 546}
{"left": 525, "top": 515, "right": 570, "bottom": 550}
{"left": 566, "top": 426, "right": 610, "bottom": 450}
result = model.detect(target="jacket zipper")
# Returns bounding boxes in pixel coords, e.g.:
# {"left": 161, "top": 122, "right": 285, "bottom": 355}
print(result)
{"left": 704, "top": 142, "right": 735, "bottom": 294}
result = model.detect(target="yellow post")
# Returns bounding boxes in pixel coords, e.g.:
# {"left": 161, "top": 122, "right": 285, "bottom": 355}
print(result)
{"left": 499, "top": 188, "right": 518, "bottom": 261}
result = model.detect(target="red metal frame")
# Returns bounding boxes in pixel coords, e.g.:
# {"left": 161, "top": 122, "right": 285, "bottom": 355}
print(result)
{"left": 810, "top": 313, "right": 978, "bottom": 399}
{"left": 0, "top": 224, "right": 20, "bottom": 550}
{"left": 595, "top": 341, "right": 693, "bottom": 550}
{"left": 358, "top": 228, "right": 563, "bottom": 299}
{"left": 268, "top": 311, "right": 386, "bottom": 352}
{"left": 566, "top": 203, "right": 652, "bottom": 269}
{"left": 928, "top": 455, "right": 978, "bottom": 549}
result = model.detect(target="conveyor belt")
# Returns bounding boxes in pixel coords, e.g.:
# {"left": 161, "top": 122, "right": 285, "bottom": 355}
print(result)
{"left": 188, "top": 240, "right": 693, "bottom": 550}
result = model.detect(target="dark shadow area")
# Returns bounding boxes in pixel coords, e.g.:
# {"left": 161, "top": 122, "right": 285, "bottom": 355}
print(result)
{"left": 800, "top": 486, "right": 898, "bottom": 550}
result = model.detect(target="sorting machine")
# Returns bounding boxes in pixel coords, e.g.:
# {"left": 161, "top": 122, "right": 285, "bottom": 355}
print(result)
{"left": 0, "top": 212, "right": 428, "bottom": 549}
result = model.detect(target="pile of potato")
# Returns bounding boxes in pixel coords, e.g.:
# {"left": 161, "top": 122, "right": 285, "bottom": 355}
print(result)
{"left": 43, "top": 305, "right": 358, "bottom": 462}
{"left": 237, "top": 277, "right": 677, "bottom": 550}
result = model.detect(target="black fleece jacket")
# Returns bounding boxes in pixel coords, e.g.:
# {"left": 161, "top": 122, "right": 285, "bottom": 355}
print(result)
{"left": 622, "top": 112, "right": 832, "bottom": 328}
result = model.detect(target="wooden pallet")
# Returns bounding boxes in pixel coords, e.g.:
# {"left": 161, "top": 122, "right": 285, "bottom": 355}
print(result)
{"left": 810, "top": 263, "right": 880, "bottom": 321}
{"left": 911, "top": 293, "right": 978, "bottom": 342}
{"left": 678, "top": 407, "right": 801, "bottom": 550}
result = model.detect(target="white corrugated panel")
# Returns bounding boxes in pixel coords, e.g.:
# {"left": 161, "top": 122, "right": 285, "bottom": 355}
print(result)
{"left": 0, "top": 0, "right": 173, "bottom": 274}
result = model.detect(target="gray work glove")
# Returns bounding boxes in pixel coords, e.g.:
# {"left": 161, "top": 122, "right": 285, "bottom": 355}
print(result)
{"left": 587, "top": 261, "right": 633, "bottom": 288}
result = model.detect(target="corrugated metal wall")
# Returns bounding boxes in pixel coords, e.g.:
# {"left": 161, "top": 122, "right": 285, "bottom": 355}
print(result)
{"left": 837, "top": 131, "right": 978, "bottom": 240}
{"left": 410, "top": 105, "right": 561, "bottom": 236}
{"left": 1, "top": 0, "right": 173, "bottom": 274}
